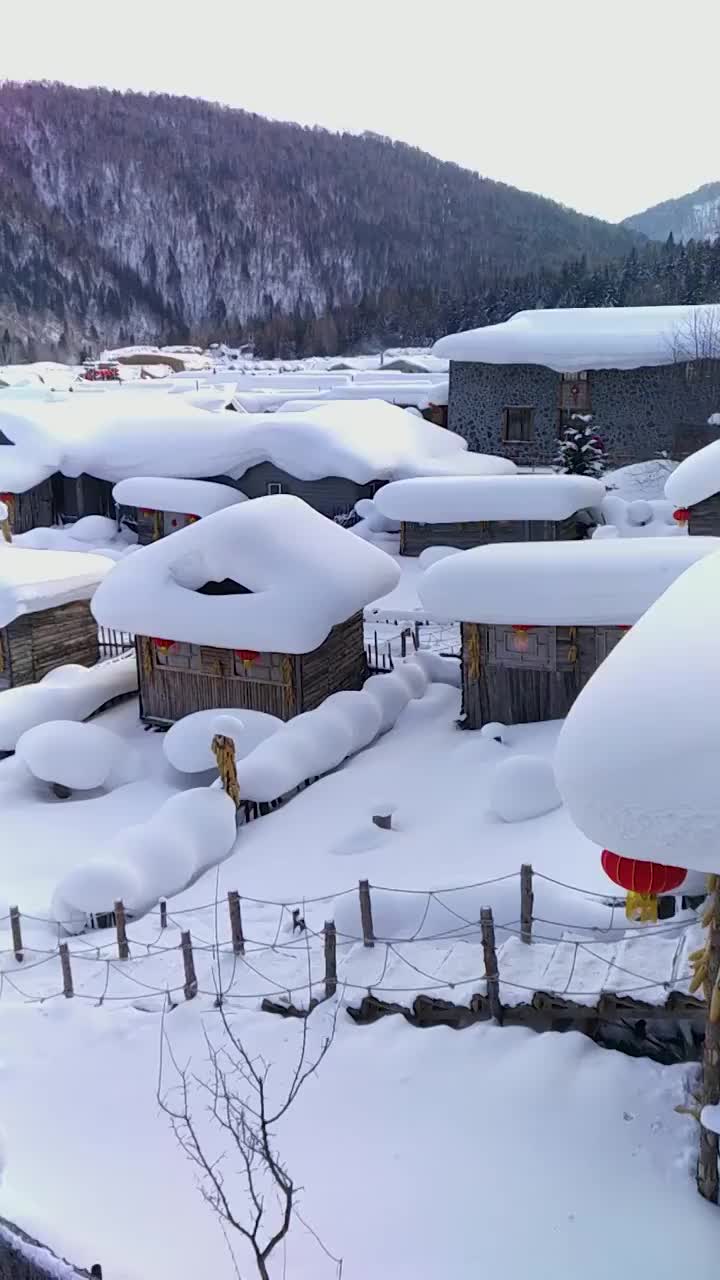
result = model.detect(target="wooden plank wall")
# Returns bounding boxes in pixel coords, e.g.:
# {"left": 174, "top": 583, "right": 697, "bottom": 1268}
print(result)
{"left": 462, "top": 623, "right": 627, "bottom": 728}
{"left": 12, "top": 480, "right": 57, "bottom": 534}
{"left": 401, "top": 514, "right": 582, "bottom": 557}
{"left": 6, "top": 601, "right": 99, "bottom": 687}
{"left": 299, "top": 612, "right": 367, "bottom": 711}
{"left": 689, "top": 494, "right": 720, "bottom": 536}
{"left": 137, "top": 637, "right": 292, "bottom": 723}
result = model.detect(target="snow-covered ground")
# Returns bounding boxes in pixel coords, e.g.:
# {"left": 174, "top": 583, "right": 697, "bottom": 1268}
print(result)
{"left": 0, "top": 686, "right": 714, "bottom": 1279}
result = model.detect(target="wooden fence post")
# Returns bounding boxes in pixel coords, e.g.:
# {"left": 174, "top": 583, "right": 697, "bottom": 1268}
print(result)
{"left": 480, "top": 907, "right": 502, "bottom": 1024}
{"left": 373, "top": 632, "right": 379, "bottom": 670}
{"left": 159, "top": 899, "right": 167, "bottom": 930}
{"left": 698, "top": 877, "right": 720, "bottom": 1202}
{"left": 400, "top": 629, "right": 408, "bottom": 658}
{"left": 114, "top": 900, "right": 129, "bottom": 960}
{"left": 359, "top": 880, "right": 375, "bottom": 948}
{"left": 59, "top": 942, "right": 74, "bottom": 998}
{"left": 521, "top": 864, "right": 534, "bottom": 945}
{"left": 181, "top": 931, "right": 198, "bottom": 1000}
{"left": 228, "top": 890, "right": 245, "bottom": 955}
{"left": 90, "top": 1266, "right": 103, "bottom": 1279}
{"left": 324, "top": 921, "right": 337, "bottom": 999}
{"left": 9, "top": 906, "right": 23, "bottom": 963}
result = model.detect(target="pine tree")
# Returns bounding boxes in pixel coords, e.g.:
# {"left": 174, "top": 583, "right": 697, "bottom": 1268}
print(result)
{"left": 554, "top": 416, "right": 605, "bottom": 477}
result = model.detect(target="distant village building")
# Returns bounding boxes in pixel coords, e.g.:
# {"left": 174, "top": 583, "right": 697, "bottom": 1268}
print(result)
{"left": 664, "top": 429, "right": 720, "bottom": 535}
{"left": 433, "top": 305, "right": 720, "bottom": 469}
{"left": 91, "top": 495, "right": 399, "bottom": 726}
{"left": 373, "top": 474, "right": 603, "bottom": 556}
{"left": 0, "top": 546, "right": 111, "bottom": 689}
{"left": 112, "top": 477, "right": 247, "bottom": 544}
{"left": 418, "top": 539, "right": 720, "bottom": 728}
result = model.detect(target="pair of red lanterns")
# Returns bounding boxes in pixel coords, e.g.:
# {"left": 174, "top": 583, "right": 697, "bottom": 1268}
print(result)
{"left": 600, "top": 850, "right": 686, "bottom": 922}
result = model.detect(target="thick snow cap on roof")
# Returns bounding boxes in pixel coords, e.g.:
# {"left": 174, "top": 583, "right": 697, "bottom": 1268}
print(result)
{"left": 664, "top": 438, "right": 720, "bottom": 508}
{"left": 0, "top": 546, "right": 112, "bottom": 627}
{"left": 433, "top": 304, "right": 720, "bottom": 373}
{"left": 374, "top": 474, "right": 604, "bottom": 523}
{"left": 555, "top": 545, "right": 720, "bottom": 872}
{"left": 91, "top": 495, "right": 400, "bottom": 652}
{"left": 113, "top": 477, "right": 246, "bottom": 515}
{"left": 0, "top": 447, "right": 56, "bottom": 495}
{"left": 418, "top": 537, "right": 720, "bottom": 625}
{"left": 0, "top": 397, "right": 509, "bottom": 486}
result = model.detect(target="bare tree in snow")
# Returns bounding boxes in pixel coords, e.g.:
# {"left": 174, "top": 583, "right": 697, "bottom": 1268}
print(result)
{"left": 670, "top": 305, "right": 720, "bottom": 381}
{"left": 157, "top": 997, "right": 341, "bottom": 1279}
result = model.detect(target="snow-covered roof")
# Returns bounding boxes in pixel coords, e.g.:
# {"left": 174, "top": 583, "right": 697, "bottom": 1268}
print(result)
{"left": 418, "top": 537, "right": 720, "bottom": 625}
{"left": 91, "top": 494, "right": 400, "bottom": 652}
{"left": 0, "top": 398, "right": 506, "bottom": 486}
{"left": 0, "top": 546, "right": 112, "bottom": 628}
{"left": 112, "top": 477, "right": 246, "bottom": 516}
{"left": 555, "top": 544, "right": 720, "bottom": 872}
{"left": 374, "top": 475, "right": 604, "bottom": 523}
{"left": 433, "top": 304, "right": 720, "bottom": 373}
{"left": 664, "top": 438, "right": 720, "bottom": 508}
{"left": 0, "top": 447, "right": 56, "bottom": 494}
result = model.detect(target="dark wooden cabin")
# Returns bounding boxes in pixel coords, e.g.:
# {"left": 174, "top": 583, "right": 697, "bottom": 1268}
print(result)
{"left": 91, "top": 493, "right": 400, "bottom": 728}
{"left": 0, "top": 600, "right": 100, "bottom": 690}
{"left": 418, "top": 538, "right": 720, "bottom": 729}
{"left": 376, "top": 474, "right": 604, "bottom": 557}
{"left": 136, "top": 610, "right": 367, "bottom": 725}
{"left": 459, "top": 621, "right": 629, "bottom": 728}
{"left": 112, "top": 478, "right": 247, "bottom": 545}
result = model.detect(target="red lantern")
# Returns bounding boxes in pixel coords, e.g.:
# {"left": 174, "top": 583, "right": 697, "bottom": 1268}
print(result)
{"left": 673, "top": 508, "right": 690, "bottom": 525}
{"left": 235, "top": 648, "right": 260, "bottom": 670}
{"left": 185, "top": 514, "right": 200, "bottom": 524}
{"left": 0, "top": 493, "right": 13, "bottom": 503}
{"left": 152, "top": 637, "right": 176, "bottom": 655}
{"left": 511, "top": 624, "right": 533, "bottom": 653}
{"left": 617, "top": 625, "right": 632, "bottom": 632}
{"left": 139, "top": 508, "right": 155, "bottom": 517}
{"left": 601, "top": 850, "right": 686, "bottom": 922}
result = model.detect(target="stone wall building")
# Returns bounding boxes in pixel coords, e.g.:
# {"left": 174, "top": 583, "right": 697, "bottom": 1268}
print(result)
{"left": 434, "top": 305, "right": 720, "bottom": 469}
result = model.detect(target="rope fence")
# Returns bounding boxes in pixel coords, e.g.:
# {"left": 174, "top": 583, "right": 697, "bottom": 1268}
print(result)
{"left": 0, "top": 867, "right": 705, "bottom": 1022}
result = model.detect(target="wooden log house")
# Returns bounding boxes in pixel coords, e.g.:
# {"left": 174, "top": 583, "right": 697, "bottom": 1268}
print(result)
{"left": 374, "top": 474, "right": 605, "bottom": 557}
{"left": 418, "top": 538, "right": 720, "bottom": 728}
{"left": 91, "top": 494, "right": 400, "bottom": 726}
{"left": 0, "top": 547, "right": 112, "bottom": 689}
{"left": 112, "top": 477, "right": 247, "bottom": 545}
{"left": 664, "top": 436, "right": 720, "bottom": 536}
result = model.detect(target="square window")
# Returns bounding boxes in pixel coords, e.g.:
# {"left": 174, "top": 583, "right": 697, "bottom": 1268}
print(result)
{"left": 266, "top": 482, "right": 284, "bottom": 495}
{"left": 502, "top": 407, "right": 534, "bottom": 443}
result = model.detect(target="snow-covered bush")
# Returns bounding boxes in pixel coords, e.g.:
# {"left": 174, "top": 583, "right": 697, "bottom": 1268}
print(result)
{"left": 554, "top": 419, "right": 604, "bottom": 478}
{"left": 163, "top": 708, "right": 280, "bottom": 774}
{"left": 16, "top": 720, "right": 123, "bottom": 792}
{"left": 488, "top": 755, "right": 562, "bottom": 822}
{"left": 480, "top": 721, "right": 509, "bottom": 744}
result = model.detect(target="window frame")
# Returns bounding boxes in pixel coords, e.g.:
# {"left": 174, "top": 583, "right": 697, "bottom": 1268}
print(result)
{"left": 501, "top": 406, "right": 535, "bottom": 444}
{"left": 266, "top": 481, "right": 284, "bottom": 496}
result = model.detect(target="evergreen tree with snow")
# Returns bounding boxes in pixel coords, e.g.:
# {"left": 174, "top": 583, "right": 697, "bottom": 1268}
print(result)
{"left": 554, "top": 416, "right": 605, "bottom": 477}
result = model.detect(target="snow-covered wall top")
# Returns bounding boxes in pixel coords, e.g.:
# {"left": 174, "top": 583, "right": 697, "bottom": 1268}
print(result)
{"left": 433, "top": 304, "right": 720, "bottom": 373}
{"left": 91, "top": 494, "right": 400, "bottom": 652}
{"left": 664, "top": 438, "right": 720, "bottom": 507}
{"left": 0, "top": 399, "right": 483, "bottom": 486}
{"left": 374, "top": 474, "right": 604, "bottom": 523}
{"left": 0, "top": 447, "right": 56, "bottom": 495}
{"left": 0, "top": 546, "right": 112, "bottom": 627}
{"left": 417, "top": 537, "right": 720, "bottom": 625}
{"left": 555, "top": 544, "right": 720, "bottom": 872}
{"left": 112, "top": 477, "right": 247, "bottom": 516}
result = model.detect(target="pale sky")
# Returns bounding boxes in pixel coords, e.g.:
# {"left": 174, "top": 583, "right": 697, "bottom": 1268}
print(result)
{"left": 4, "top": 0, "right": 719, "bottom": 223}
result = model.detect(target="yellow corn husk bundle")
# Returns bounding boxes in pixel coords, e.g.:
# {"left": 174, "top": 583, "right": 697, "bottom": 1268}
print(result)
{"left": 567, "top": 625, "right": 578, "bottom": 665}
{"left": 466, "top": 624, "right": 481, "bottom": 682}
{"left": 140, "top": 636, "right": 154, "bottom": 680}
{"left": 212, "top": 733, "right": 241, "bottom": 807}
{"left": 689, "top": 875, "right": 720, "bottom": 1018}
{"left": 281, "top": 654, "right": 295, "bottom": 718}
{"left": 626, "top": 890, "right": 658, "bottom": 923}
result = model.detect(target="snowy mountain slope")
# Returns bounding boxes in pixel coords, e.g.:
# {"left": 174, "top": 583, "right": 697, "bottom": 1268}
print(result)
{"left": 623, "top": 181, "right": 720, "bottom": 243}
{"left": 0, "top": 81, "right": 641, "bottom": 360}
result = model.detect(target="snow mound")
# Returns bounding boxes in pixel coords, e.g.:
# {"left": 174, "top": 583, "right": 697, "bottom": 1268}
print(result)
{"left": 16, "top": 720, "right": 122, "bottom": 789}
{"left": 665, "top": 437, "right": 720, "bottom": 508}
{"left": 0, "top": 654, "right": 138, "bottom": 751}
{"left": 489, "top": 756, "right": 562, "bottom": 822}
{"left": 375, "top": 474, "right": 603, "bottom": 523}
{"left": 600, "top": 495, "right": 681, "bottom": 538}
{"left": 113, "top": 476, "right": 246, "bottom": 517}
{"left": 408, "top": 650, "right": 461, "bottom": 688}
{"left": 480, "top": 721, "right": 509, "bottom": 744}
{"left": 53, "top": 788, "right": 237, "bottom": 922}
{"left": 64, "top": 515, "right": 119, "bottom": 544}
{"left": 163, "top": 708, "right": 281, "bottom": 773}
{"left": 417, "top": 546, "right": 460, "bottom": 569}
{"left": 605, "top": 459, "right": 677, "bottom": 501}
{"left": 364, "top": 672, "right": 413, "bottom": 735}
